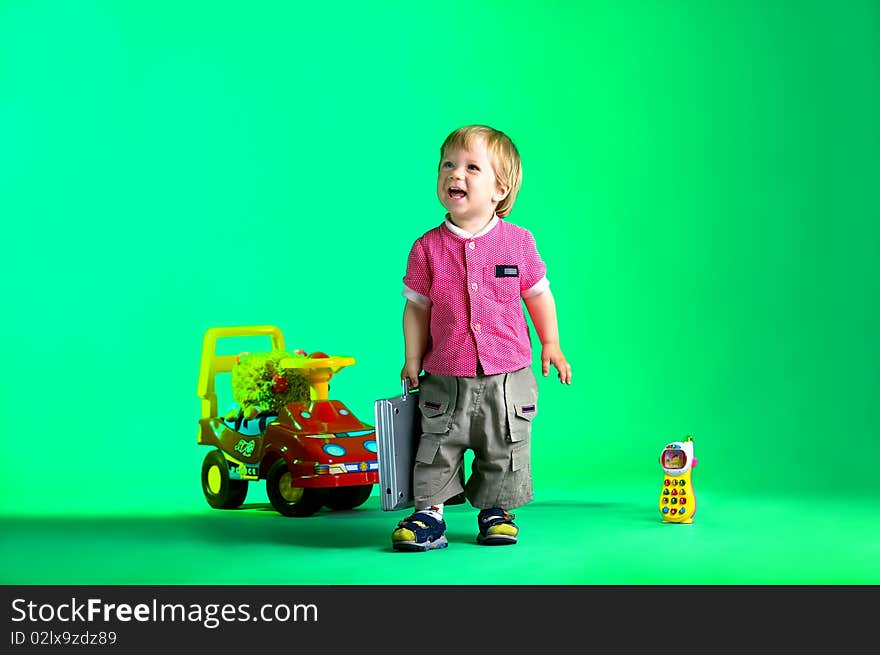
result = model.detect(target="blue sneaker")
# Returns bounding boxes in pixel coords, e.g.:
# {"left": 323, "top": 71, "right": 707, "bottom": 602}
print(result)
{"left": 477, "top": 508, "right": 518, "bottom": 545}
{"left": 392, "top": 511, "right": 448, "bottom": 552}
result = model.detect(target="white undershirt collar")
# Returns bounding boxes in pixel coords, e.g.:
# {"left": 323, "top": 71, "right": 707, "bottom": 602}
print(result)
{"left": 443, "top": 213, "right": 499, "bottom": 239}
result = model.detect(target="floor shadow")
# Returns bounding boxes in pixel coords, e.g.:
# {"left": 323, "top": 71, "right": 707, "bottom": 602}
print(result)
{"left": 0, "top": 508, "right": 392, "bottom": 551}
{"left": 0, "top": 497, "right": 660, "bottom": 553}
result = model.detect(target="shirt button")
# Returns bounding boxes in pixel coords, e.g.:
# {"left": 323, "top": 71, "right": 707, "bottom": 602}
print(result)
{"left": 473, "top": 323, "right": 481, "bottom": 332}
{"left": 471, "top": 283, "right": 478, "bottom": 292}
{"left": 468, "top": 241, "right": 475, "bottom": 250}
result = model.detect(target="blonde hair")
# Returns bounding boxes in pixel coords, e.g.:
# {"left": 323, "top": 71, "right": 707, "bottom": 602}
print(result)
{"left": 440, "top": 125, "right": 522, "bottom": 218}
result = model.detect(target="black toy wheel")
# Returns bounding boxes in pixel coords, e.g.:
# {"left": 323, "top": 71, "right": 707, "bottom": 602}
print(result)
{"left": 201, "top": 450, "right": 248, "bottom": 509}
{"left": 266, "top": 459, "right": 326, "bottom": 517}
{"left": 324, "top": 485, "right": 373, "bottom": 511}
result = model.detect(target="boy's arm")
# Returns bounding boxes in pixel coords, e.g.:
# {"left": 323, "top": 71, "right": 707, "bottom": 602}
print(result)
{"left": 401, "top": 299, "right": 430, "bottom": 388}
{"left": 523, "top": 289, "right": 572, "bottom": 384}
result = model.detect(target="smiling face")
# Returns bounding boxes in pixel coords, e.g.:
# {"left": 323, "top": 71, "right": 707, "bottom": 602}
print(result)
{"left": 437, "top": 138, "right": 510, "bottom": 225}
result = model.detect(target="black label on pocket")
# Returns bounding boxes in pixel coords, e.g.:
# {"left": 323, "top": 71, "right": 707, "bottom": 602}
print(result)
{"left": 495, "top": 265, "right": 519, "bottom": 277}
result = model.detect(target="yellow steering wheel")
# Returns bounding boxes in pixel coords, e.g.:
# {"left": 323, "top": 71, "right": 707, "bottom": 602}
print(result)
{"left": 280, "top": 354, "right": 355, "bottom": 401}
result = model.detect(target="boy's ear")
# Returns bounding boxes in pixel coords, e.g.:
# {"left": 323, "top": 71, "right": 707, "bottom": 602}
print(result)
{"left": 493, "top": 184, "right": 511, "bottom": 203}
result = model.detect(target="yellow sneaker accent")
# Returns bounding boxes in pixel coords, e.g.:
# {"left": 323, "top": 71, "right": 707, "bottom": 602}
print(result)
{"left": 487, "top": 523, "right": 518, "bottom": 537}
{"left": 392, "top": 527, "right": 416, "bottom": 542}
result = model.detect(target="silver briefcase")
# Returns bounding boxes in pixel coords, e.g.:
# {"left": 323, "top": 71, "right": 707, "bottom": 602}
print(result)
{"left": 374, "top": 379, "right": 420, "bottom": 511}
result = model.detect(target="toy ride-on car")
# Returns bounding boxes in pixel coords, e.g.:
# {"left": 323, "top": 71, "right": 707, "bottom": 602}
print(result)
{"left": 196, "top": 325, "right": 379, "bottom": 517}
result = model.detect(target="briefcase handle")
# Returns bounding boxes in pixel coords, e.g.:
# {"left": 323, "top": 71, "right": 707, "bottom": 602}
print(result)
{"left": 402, "top": 378, "right": 420, "bottom": 399}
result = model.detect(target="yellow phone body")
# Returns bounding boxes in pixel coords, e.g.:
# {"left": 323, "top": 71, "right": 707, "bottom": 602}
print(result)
{"left": 659, "top": 437, "right": 696, "bottom": 524}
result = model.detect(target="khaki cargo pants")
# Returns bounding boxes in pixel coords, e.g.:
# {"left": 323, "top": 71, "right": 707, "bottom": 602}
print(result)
{"left": 414, "top": 366, "right": 538, "bottom": 510}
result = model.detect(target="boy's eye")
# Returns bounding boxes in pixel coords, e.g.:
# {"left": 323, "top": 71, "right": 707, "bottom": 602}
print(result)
{"left": 467, "top": 164, "right": 480, "bottom": 171}
{"left": 441, "top": 161, "right": 453, "bottom": 169}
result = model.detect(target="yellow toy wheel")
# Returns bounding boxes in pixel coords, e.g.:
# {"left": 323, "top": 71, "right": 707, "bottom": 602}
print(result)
{"left": 265, "top": 459, "right": 325, "bottom": 517}
{"left": 201, "top": 450, "right": 248, "bottom": 509}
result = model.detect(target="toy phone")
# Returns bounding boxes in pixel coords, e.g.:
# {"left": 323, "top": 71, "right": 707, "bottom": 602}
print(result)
{"left": 659, "top": 436, "right": 697, "bottom": 524}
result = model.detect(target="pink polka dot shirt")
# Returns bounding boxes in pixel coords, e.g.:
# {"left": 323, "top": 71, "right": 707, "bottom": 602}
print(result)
{"left": 403, "top": 215, "right": 549, "bottom": 377}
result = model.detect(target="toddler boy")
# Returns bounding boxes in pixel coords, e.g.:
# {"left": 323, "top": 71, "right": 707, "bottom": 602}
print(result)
{"left": 392, "top": 125, "right": 571, "bottom": 551}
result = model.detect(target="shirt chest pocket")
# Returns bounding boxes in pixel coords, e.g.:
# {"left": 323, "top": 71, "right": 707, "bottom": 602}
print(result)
{"left": 482, "top": 266, "right": 521, "bottom": 303}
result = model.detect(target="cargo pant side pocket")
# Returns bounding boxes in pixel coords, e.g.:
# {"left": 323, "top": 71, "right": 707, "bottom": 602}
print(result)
{"left": 419, "top": 374, "right": 457, "bottom": 435}
{"left": 505, "top": 367, "right": 539, "bottom": 443}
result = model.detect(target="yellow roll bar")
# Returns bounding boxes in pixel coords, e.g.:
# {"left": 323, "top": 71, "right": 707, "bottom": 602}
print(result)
{"left": 196, "top": 325, "right": 286, "bottom": 420}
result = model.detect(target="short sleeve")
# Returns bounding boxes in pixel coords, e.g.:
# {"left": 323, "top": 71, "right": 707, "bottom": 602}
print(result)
{"left": 519, "top": 229, "right": 548, "bottom": 293}
{"left": 403, "top": 238, "right": 431, "bottom": 297}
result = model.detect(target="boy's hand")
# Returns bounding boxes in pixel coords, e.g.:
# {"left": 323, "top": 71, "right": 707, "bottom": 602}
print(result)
{"left": 401, "top": 359, "right": 422, "bottom": 388}
{"left": 541, "top": 343, "right": 572, "bottom": 385}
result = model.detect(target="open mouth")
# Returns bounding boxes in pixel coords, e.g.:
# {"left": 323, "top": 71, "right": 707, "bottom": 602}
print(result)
{"left": 447, "top": 187, "right": 467, "bottom": 200}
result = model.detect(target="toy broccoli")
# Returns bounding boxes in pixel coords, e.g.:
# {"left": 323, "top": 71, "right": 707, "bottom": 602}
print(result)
{"left": 226, "top": 350, "right": 310, "bottom": 420}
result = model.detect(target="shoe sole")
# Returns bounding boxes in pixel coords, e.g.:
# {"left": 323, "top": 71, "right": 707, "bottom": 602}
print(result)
{"left": 477, "top": 534, "right": 517, "bottom": 546}
{"left": 393, "top": 535, "right": 449, "bottom": 552}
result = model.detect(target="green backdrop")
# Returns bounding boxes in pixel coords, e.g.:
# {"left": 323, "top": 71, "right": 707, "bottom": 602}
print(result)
{"left": 1, "top": 1, "right": 878, "bottom": 584}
